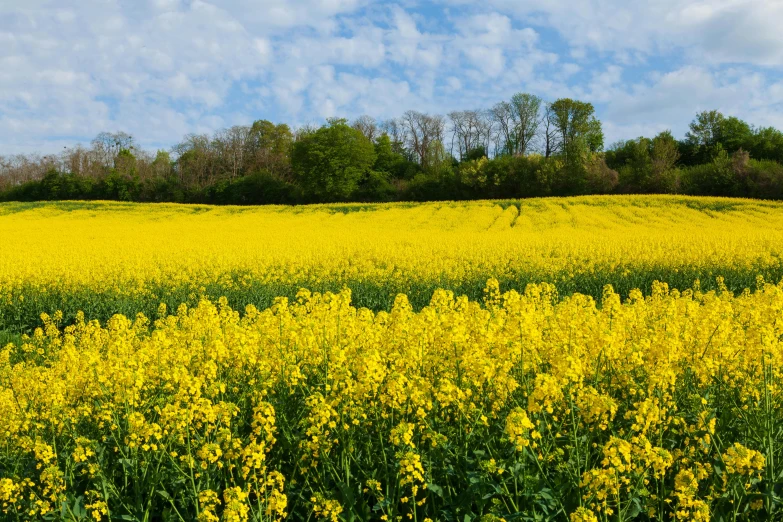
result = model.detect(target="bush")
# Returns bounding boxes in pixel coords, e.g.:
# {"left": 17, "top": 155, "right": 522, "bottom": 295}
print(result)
{"left": 353, "top": 171, "right": 396, "bottom": 202}
{"left": 203, "top": 172, "right": 299, "bottom": 205}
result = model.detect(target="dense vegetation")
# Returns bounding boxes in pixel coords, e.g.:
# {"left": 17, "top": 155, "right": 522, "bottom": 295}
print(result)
{"left": 2, "top": 196, "right": 783, "bottom": 337}
{"left": 3, "top": 96, "right": 783, "bottom": 204}
{"left": 3, "top": 197, "right": 783, "bottom": 521}
{"left": 5, "top": 270, "right": 783, "bottom": 521}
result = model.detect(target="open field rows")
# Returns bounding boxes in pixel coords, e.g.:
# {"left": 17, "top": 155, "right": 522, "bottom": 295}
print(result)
{"left": 2, "top": 196, "right": 783, "bottom": 334}
{"left": 3, "top": 196, "right": 783, "bottom": 521}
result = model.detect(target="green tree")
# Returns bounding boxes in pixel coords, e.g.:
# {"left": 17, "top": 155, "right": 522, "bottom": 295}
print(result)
{"left": 248, "top": 120, "right": 293, "bottom": 176}
{"left": 549, "top": 98, "right": 603, "bottom": 163}
{"left": 750, "top": 127, "right": 783, "bottom": 163}
{"left": 291, "top": 118, "right": 377, "bottom": 201}
{"left": 649, "top": 131, "right": 680, "bottom": 192}
{"left": 373, "top": 134, "right": 404, "bottom": 175}
{"left": 114, "top": 148, "right": 137, "bottom": 178}
{"left": 151, "top": 150, "right": 172, "bottom": 178}
{"left": 686, "top": 110, "right": 726, "bottom": 148}
{"left": 423, "top": 140, "right": 454, "bottom": 178}
{"left": 720, "top": 116, "right": 753, "bottom": 153}
{"left": 684, "top": 111, "right": 754, "bottom": 165}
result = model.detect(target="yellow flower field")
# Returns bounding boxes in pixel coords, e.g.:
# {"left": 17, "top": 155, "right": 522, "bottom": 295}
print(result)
{"left": 1, "top": 195, "right": 783, "bottom": 333}
{"left": 2, "top": 280, "right": 782, "bottom": 520}
{"left": 2, "top": 196, "right": 783, "bottom": 521}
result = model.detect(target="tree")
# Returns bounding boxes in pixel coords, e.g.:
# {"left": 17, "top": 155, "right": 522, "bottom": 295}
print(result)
{"left": 114, "top": 148, "right": 137, "bottom": 178}
{"left": 422, "top": 140, "right": 453, "bottom": 178}
{"left": 401, "top": 111, "right": 446, "bottom": 168}
{"left": 379, "top": 118, "right": 410, "bottom": 158}
{"left": 490, "top": 101, "right": 515, "bottom": 156}
{"left": 247, "top": 120, "right": 293, "bottom": 178}
{"left": 650, "top": 131, "right": 680, "bottom": 192}
{"left": 683, "top": 111, "right": 755, "bottom": 165}
{"left": 373, "top": 134, "right": 412, "bottom": 177}
{"left": 62, "top": 145, "right": 103, "bottom": 178}
{"left": 291, "top": 118, "right": 376, "bottom": 201}
{"left": 150, "top": 150, "right": 172, "bottom": 178}
{"left": 686, "top": 110, "right": 726, "bottom": 148}
{"left": 449, "top": 110, "right": 492, "bottom": 160}
{"left": 91, "top": 131, "right": 134, "bottom": 168}
{"left": 542, "top": 104, "right": 561, "bottom": 158}
{"left": 172, "top": 134, "right": 217, "bottom": 188}
{"left": 351, "top": 115, "right": 378, "bottom": 142}
{"left": 213, "top": 125, "right": 251, "bottom": 179}
{"left": 750, "top": 126, "right": 783, "bottom": 163}
{"left": 491, "top": 93, "right": 542, "bottom": 156}
{"left": 549, "top": 98, "right": 603, "bottom": 162}
{"left": 586, "top": 117, "right": 604, "bottom": 153}
{"left": 509, "top": 93, "right": 542, "bottom": 155}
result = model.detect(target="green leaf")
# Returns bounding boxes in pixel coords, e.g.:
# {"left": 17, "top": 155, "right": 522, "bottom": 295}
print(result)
{"left": 427, "top": 483, "right": 444, "bottom": 497}
{"left": 627, "top": 497, "right": 643, "bottom": 518}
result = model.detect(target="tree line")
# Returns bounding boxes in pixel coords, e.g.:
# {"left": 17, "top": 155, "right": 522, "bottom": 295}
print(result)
{"left": 3, "top": 95, "right": 783, "bottom": 204}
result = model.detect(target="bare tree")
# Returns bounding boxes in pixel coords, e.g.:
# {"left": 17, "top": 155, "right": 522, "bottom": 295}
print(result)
{"left": 214, "top": 125, "right": 251, "bottom": 179}
{"left": 380, "top": 118, "right": 410, "bottom": 158}
{"left": 476, "top": 109, "right": 495, "bottom": 158}
{"left": 490, "top": 94, "right": 542, "bottom": 156}
{"left": 449, "top": 110, "right": 488, "bottom": 160}
{"left": 172, "top": 133, "right": 217, "bottom": 188}
{"left": 91, "top": 131, "right": 134, "bottom": 167}
{"left": 351, "top": 115, "right": 378, "bottom": 142}
{"left": 401, "top": 111, "right": 445, "bottom": 167}
{"left": 491, "top": 101, "right": 515, "bottom": 156}
{"left": 542, "top": 104, "right": 560, "bottom": 158}
{"left": 62, "top": 145, "right": 105, "bottom": 178}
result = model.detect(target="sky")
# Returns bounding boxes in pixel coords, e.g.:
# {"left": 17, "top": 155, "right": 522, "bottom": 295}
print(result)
{"left": 2, "top": 0, "right": 783, "bottom": 154}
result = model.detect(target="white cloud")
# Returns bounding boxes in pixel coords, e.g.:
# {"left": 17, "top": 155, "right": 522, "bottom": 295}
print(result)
{"left": 598, "top": 66, "right": 783, "bottom": 143}
{"left": 1, "top": 0, "right": 782, "bottom": 155}
{"left": 441, "top": 0, "right": 783, "bottom": 67}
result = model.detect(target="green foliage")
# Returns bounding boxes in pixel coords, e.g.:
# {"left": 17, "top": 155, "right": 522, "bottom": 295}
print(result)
{"left": 291, "top": 118, "right": 376, "bottom": 201}
{"left": 610, "top": 131, "right": 680, "bottom": 193}
{"left": 549, "top": 98, "right": 604, "bottom": 163}
{"left": 248, "top": 120, "right": 293, "bottom": 175}
{"left": 422, "top": 140, "right": 454, "bottom": 178}
{"left": 204, "top": 172, "right": 299, "bottom": 205}
{"left": 464, "top": 146, "right": 488, "bottom": 162}
{"left": 683, "top": 111, "right": 755, "bottom": 165}
{"left": 353, "top": 170, "right": 396, "bottom": 202}
{"left": 373, "top": 134, "right": 418, "bottom": 180}
{"left": 7, "top": 107, "right": 783, "bottom": 205}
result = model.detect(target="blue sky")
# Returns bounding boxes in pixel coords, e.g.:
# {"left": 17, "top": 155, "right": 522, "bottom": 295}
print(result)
{"left": 2, "top": 0, "right": 783, "bottom": 154}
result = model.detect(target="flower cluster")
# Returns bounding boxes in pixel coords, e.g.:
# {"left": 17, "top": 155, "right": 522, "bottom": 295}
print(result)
{"left": 0, "top": 275, "right": 782, "bottom": 520}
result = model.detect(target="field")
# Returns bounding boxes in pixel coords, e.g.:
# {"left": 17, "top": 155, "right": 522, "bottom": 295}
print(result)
{"left": 3, "top": 196, "right": 783, "bottom": 335}
{"left": 2, "top": 196, "right": 783, "bottom": 521}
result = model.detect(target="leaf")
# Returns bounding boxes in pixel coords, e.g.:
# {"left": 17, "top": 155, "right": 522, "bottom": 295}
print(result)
{"left": 627, "top": 497, "right": 643, "bottom": 518}
{"left": 73, "top": 497, "right": 87, "bottom": 518}
{"left": 427, "top": 482, "right": 444, "bottom": 497}
{"left": 537, "top": 489, "right": 553, "bottom": 500}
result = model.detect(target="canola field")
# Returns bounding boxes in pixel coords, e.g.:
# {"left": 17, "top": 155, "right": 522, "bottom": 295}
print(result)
{"left": 2, "top": 196, "right": 783, "bottom": 521}
{"left": 2, "top": 196, "right": 783, "bottom": 334}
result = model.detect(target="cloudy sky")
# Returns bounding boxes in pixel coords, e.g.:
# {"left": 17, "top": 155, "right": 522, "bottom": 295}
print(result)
{"left": 2, "top": 0, "right": 783, "bottom": 154}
